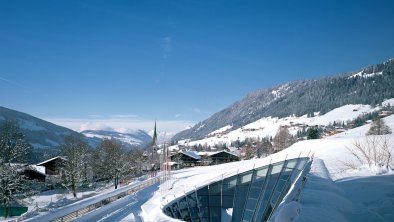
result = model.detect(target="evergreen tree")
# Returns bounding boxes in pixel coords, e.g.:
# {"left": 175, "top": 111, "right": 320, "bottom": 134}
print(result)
{"left": 307, "top": 128, "right": 320, "bottom": 139}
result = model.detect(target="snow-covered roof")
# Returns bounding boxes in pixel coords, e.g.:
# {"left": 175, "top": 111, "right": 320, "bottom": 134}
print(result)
{"left": 198, "top": 150, "right": 239, "bottom": 157}
{"left": 36, "top": 156, "right": 67, "bottom": 166}
{"left": 179, "top": 151, "right": 201, "bottom": 160}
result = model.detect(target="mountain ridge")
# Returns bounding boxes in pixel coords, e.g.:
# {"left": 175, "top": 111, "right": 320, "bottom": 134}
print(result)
{"left": 173, "top": 58, "right": 394, "bottom": 141}
{"left": 81, "top": 129, "right": 152, "bottom": 149}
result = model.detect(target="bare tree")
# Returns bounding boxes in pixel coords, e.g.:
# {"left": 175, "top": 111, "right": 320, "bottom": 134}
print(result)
{"left": 342, "top": 135, "right": 393, "bottom": 170}
{"left": 273, "top": 126, "right": 294, "bottom": 152}
{"left": 244, "top": 142, "right": 254, "bottom": 160}
{"left": 0, "top": 120, "right": 33, "bottom": 217}
{"left": 367, "top": 118, "right": 392, "bottom": 135}
{"left": 60, "top": 135, "right": 90, "bottom": 198}
{"left": 96, "top": 139, "right": 129, "bottom": 189}
{"left": 0, "top": 120, "right": 31, "bottom": 165}
{"left": 127, "top": 149, "right": 145, "bottom": 177}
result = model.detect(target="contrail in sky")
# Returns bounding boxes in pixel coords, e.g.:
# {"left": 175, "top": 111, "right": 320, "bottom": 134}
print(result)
{"left": 0, "top": 76, "right": 30, "bottom": 92}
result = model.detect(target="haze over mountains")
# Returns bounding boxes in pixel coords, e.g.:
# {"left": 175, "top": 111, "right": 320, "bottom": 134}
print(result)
{"left": 0, "top": 107, "right": 152, "bottom": 160}
{"left": 173, "top": 58, "right": 394, "bottom": 141}
{"left": 1, "top": 57, "right": 393, "bottom": 158}
{"left": 82, "top": 129, "right": 152, "bottom": 149}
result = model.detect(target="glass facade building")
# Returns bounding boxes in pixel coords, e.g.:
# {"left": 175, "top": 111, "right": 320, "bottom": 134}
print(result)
{"left": 163, "top": 157, "right": 309, "bottom": 222}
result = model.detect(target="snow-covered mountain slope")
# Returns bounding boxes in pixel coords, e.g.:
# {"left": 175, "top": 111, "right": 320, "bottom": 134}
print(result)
{"left": 0, "top": 106, "right": 82, "bottom": 149}
{"left": 173, "top": 58, "right": 394, "bottom": 141}
{"left": 82, "top": 129, "right": 152, "bottom": 149}
{"left": 141, "top": 113, "right": 394, "bottom": 222}
{"left": 176, "top": 99, "right": 393, "bottom": 148}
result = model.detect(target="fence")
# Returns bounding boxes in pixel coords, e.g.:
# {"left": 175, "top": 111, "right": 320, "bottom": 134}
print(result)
{"left": 15, "top": 177, "right": 159, "bottom": 222}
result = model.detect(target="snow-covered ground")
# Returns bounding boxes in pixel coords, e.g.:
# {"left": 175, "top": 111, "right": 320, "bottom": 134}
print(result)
{"left": 175, "top": 100, "right": 394, "bottom": 148}
{"left": 3, "top": 111, "right": 392, "bottom": 222}
{"left": 141, "top": 114, "right": 394, "bottom": 221}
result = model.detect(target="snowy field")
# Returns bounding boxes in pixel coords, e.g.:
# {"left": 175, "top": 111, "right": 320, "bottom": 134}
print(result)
{"left": 3, "top": 109, "right": 393, "bottom": 222}
{"left": 174, "top": 100, "right": 394, "bottom": 148}
{"left": 141, "top": 114, "right": 394, "bottom": 221}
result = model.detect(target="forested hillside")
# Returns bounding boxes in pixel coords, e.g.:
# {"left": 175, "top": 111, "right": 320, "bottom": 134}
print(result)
{"left": 174, "top": 58, "right": 394, "bottom": 141}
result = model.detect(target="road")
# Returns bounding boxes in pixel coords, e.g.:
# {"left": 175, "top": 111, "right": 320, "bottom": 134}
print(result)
{"left": 73, "top": 182, "right": 159, "bottom": 222}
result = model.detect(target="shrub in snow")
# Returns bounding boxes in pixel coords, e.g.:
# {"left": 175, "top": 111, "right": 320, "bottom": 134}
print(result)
{"left": 342, "top": 135, "right": 393, "bottom": 170}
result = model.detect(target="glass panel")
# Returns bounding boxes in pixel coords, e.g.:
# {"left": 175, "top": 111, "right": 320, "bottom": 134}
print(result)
{"left": 180, "top": 208, "right": 191, "bottom": 221}
{"left": 271, "top": 162, "right": 284, "bottom": 174}
{"left": 209, "top": 182, "right": 222, "bottom": 206}
{"left": 197, "top": 195, "right": 209, "bottom": 207}
{"left": 186, "top": 192, "right": 198, "bottom": 208}
{"left": 209, "top": 181, "right": 222, "bottom": 194}
{"left": 248, "top": 187, "right": 261, "bottom": 199}
{"left": 262, "top": 204, "right": 273, "bottom": 221}
{"left": 241, "top": 172, "right": 253, "bottom": 183}
{"left": 245, "top": 198, "right": 257, "bottom": 210}
{"left": 222, "top": 176, "right": 237, "bottom": 190}
{"left": 210, "top": 207, "right": 221, "bottom": 222}
{"left": 275, "top": 179, "right": 287, "bottom": 193}
{"left": 163, "top": 158, "right": 308, "bottom": 222}
{"left": 170, "top": 202, "right": 182, "bottom": 219}
{"left": 178, "top": 197, "right": 188, "bottom": 209}
{"left": 285, "top": 158, "right": 298, "bottom": 169}
{"left": 289, "top": 169, "right": 301, "bottom": 182}
{"left": 210, "top": 195, "right": 221, "bottom": 206}
{"left": 164, "top": 207, "right": 173, "bottom": 217}
{"left": 178, "top": 197, "right": 191, "bottom": 221}
{"left": 253, "top": 163, "right": 284, "bottom": 222}
{"left": 231, "top": 171, "right": 253, "bottom": 222}
{"left": 295, "top": 158, "right": 308, "bottom": 170}
{"left": 270, "top": 191, "right": 281, "bottom": 206}
{"left": 197, "top": 186, "right": 209, "bottom": 195}
{"left": 242, "top": 209, "right": 254, "bottom": 222}
{"left": 222, "top": 175, "right": 238, "bottom": 208}
{"left": 198, "top": 207, "right": 210, "bottom": 220}
{"left": 189, "top": 207, "right": 200, "bottom": 220}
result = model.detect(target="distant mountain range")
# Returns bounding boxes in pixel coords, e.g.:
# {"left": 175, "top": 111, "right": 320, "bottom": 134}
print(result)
{"left": 173, "top": 58, "right": 394, "bottom": 141}
{"left": 0, "top": 106, "right": 81, "bottom": 149}
{"left": 0, "top": 107, "right": 152, "bottom": 162}
{"left": 82, "top": 129, "right": 152, "bottom": 149}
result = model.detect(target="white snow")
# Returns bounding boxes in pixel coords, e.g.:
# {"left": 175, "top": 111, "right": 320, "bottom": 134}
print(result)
{"left": 348, "top": 70, "right": 383, "bottom": 79}
{"left": 382, "top": 98, "right": 394, "bottom": 107}
{"left": 6, "top": 105, "right": 393, "bottom": 222}
{"left": 83, "top": 132, "right": 143, "bottom": 145}
{"left": 271, "top": 83, "right": 291, "bottom": 99}
{"left": 273, "top": 201, "right": 301, "bottom": 222}
{"left": 140, "top": 114, "right": 394, "bottom": 222}
{"left": 180, "top": 102, "right": 384, "bottom": 147}
{"left": 208, "top": 125, "right": 233, "bottom": 136}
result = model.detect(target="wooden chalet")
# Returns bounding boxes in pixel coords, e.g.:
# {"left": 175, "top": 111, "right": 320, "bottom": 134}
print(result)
{"left": 23, "top": 167, "right": 46, "bottom": 182}
{"left": 170, "top": 151, "right": 201, "bottom": 167}
{"left": 36, "top": 156, "right": 67, "bottom": 175}
{"left": 208, "top": 150, "right": 239, "bottom": 164}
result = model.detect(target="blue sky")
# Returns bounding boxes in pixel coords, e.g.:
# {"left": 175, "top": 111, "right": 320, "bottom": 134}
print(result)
{"left": 1, "top": 0, "right": 394, "bottom": 133}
